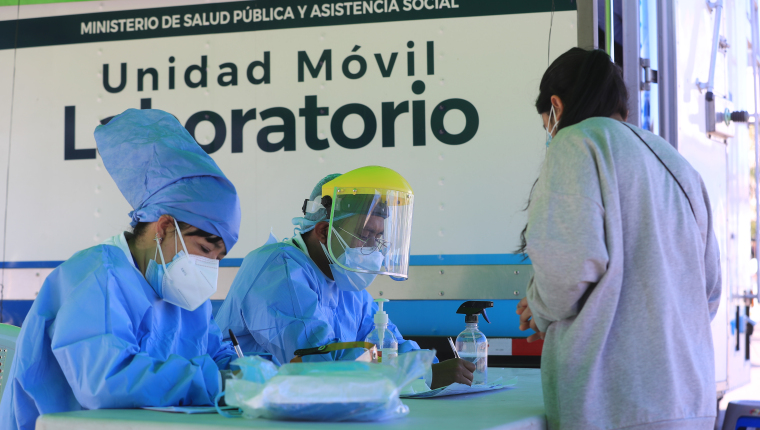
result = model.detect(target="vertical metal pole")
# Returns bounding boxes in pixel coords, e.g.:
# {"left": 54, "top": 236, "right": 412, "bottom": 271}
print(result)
{"left": 751, "top": 0, "right": 760, "bottom": 299}
{"left": 657, "top": 0, "right": 678, "bottom": 147}
{"left": 606, "top": 0, "right": 614, "bottom": 61}
{"left": 622, "top": 0, "right": 641, "bottom": 126}
{"left": 577, "top": 0, "right": 600, "bottom": 50}
{"left": 706, "top": 0, "right": 724, "bottom": 92}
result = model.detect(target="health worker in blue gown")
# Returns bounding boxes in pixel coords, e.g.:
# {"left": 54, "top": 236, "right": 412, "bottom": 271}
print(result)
{"left": 215, "top": 166, "right": 475, "bottom": 389}
{"left": 0, "top": 109, "right": 242, "bottom": 430}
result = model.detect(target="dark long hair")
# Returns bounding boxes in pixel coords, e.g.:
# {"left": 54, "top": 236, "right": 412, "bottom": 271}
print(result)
{"left": 516, "top": 48, "right": 628, "bottom": 255}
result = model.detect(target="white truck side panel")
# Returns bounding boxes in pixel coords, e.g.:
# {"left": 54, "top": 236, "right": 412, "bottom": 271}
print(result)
{"left": 674, "top": 0, "right": 752, "bottom": 392}
{"left": 0, "top": 4, "right": 17, "bottom": 301}
{"left": 0, "top": 2, "right": 575, "bottom": 302}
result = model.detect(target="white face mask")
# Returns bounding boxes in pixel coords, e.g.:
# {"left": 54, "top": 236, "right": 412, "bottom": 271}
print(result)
{"left": 545, "top": 105, "right": 559, "bottom": 147}
{"left": 322, "top": 227, "right": 385, "bottom": 292}
{"left": 144, "top": 219, "right": 219, "bottom": 311}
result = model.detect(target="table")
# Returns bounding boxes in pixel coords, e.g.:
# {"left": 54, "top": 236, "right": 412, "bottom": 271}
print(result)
{"left": 36, "top": 368, "right": 546, "bottom": 430}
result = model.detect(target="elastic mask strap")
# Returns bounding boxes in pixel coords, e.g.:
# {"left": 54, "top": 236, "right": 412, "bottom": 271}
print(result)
{"left": 214, "top": 391, "right": 241, "bottom": 418}
{"left": 173, "top": 218, "right": 190, "bottom": 256}
{"left": 548, "top": 106, "right": 558, "bottom": 136}
{"left": 337, "top": 226, "right": 364, "bottom": 247}
{"left": 332, "top": 226, "right": 351, "bottom": 252}
{"left": 320, "top": 242, "right": 336, "bottom": 265}
{"left": 154, "top": 235, "right": 169, "bottom": 274}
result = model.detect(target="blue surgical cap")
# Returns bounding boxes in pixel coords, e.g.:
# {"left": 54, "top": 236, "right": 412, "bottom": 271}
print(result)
{"left": 292, "top": 173, "right": 341, "bottom": 233}
{"left": 95, "top": 109, "right": 241, "bottom": 252}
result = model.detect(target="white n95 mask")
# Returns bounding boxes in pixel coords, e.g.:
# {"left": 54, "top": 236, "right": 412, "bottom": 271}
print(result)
{"left": 145, "top": 218, "right": 219, "bottom": 311}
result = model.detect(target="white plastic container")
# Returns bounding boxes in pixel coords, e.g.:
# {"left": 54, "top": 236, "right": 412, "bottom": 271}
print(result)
{"left": 453, "top": 301, "right": 493, "bottom": 384}
{"left": 455, "top": 322, "right": 488, "bottom": 384}
{"left": 365, "top": 298, "right": 398, "bottom": 363}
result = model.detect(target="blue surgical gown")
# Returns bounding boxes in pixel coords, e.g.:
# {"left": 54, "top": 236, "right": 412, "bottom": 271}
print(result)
{"left": 215, "top": 242, "right": 420, "bottom": 365}
{"left": 0, "top": 234, "right": 236, "bottom": 430}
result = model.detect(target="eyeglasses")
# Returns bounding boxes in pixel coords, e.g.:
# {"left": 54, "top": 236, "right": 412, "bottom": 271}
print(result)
{"left": 337, "top": 226, "right": 390, "bottom": 255}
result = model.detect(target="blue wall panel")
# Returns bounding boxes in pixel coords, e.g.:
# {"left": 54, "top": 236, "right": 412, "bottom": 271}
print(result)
{"left": 214, "top": 300, "right": 526, "bottom": 338}
{"left": 1, "top": 300, "right": 34, "bottom": 327}
{"left": 382, "top": 300, "right": 525, "bottom": 338}
{"left": 7, "top": 299, "right": 528, "bottom": 339}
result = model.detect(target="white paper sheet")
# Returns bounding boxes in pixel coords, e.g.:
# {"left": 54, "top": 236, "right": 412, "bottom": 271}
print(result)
{"left": 141, "top": 406, "right": 238, "bottom": 414}
{"left": 400, "top": 376, "right": 517, "bottom": 399}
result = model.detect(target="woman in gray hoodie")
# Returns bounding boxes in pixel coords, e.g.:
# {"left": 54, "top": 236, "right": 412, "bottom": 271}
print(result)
{"left": 517, "top": 48, "right": 721, "bottom": 430}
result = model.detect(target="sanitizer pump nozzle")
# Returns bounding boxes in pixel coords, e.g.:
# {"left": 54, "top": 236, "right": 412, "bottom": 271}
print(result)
{"left": 455, "top": 301, "right": 493, "bottom": 384}
{"left": 366, "top": 298, "right": 398, "bottom": 363}
{"left": 456, "top": 300, "right": 493, "bottom": 324}
{"left": 375, "top": 298, "right": 388, "bottom": 346}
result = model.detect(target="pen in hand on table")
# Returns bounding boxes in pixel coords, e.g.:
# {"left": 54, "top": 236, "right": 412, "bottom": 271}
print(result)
{"left": 229, "top": 329, "right": 244, "bottom": 358}
{"left": 448, "top": 337, "right": 460, "bottom": 358}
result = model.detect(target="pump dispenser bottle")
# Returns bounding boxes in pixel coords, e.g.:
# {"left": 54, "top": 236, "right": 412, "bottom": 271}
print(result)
{"left": 455, "top": 301, "right": 493, "bottom": 384}
{"left": 365, "top": 298, "right": 398, "bottom": 363}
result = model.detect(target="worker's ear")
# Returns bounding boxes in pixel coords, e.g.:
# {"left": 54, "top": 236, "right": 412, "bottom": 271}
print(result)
{"left": 313, "top": 221, "right": 330, "bottom": 245}
{"left": 550, "top": 95, "right": 564, "bottom": 124}
{"left": 155, "top": 215, "right": 176, "bottom": 240}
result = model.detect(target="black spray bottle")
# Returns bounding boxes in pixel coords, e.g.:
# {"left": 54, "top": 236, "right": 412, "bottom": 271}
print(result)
{"left": 455, "top": 301, "right": 493, "bottom": 384}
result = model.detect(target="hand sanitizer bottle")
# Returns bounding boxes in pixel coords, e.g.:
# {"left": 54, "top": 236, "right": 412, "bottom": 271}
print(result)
{"left": 365, "top": 298, "right": 398, "bottom": 363}
{"left": 455, "top": 301, "right": 493, "bottom": 384}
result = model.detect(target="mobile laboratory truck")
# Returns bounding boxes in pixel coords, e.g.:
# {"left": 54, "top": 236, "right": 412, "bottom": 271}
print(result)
{"left": 0, "top": 0, "right": 757, "bottom": 408}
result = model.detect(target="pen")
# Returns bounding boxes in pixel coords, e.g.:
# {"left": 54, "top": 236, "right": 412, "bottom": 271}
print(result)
{"left": 448, "top": 337, "right": 460, "bottom": 359}
{"left": 229, "top": 329, "right": 244, "bottom": 359}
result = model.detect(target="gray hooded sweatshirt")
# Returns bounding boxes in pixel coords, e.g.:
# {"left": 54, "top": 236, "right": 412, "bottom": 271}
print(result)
{"left": 526, "top": 117, "right": 721, "bottom": 430}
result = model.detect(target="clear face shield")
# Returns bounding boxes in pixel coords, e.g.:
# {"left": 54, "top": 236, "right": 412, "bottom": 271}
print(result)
{"left": 325, "top": 187, "right": 414, "bottom": 279}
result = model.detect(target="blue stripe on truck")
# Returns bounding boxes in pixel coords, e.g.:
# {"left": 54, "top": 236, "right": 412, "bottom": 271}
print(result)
{"left": 4, "top": 299, "right": 527, "bottom": 338}
{"left": 0, "top": 261, "right": 66, "bottom": 268}
{"left": 0, "top": 254, "right": 531, "bottom": 269}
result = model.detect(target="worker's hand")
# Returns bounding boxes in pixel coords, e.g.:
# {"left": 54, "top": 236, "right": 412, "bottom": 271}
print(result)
{"left": 516, "top": 297, "right": 546, "bottom": 343}
{"left": 430, "top": 358, "right": 476, "bottom": 389}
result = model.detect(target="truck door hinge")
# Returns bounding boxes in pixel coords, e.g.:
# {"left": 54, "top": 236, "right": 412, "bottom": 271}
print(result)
{"left": 641, "top": 58, "right": 658, "bottom": 91}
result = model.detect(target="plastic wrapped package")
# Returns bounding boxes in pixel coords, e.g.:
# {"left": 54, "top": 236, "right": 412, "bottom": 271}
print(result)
{"left": 230, "top": 355, "right": 279, "bottom": 383}
{"left": 223, "top": 350, "right": 435, "bottom": 422}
